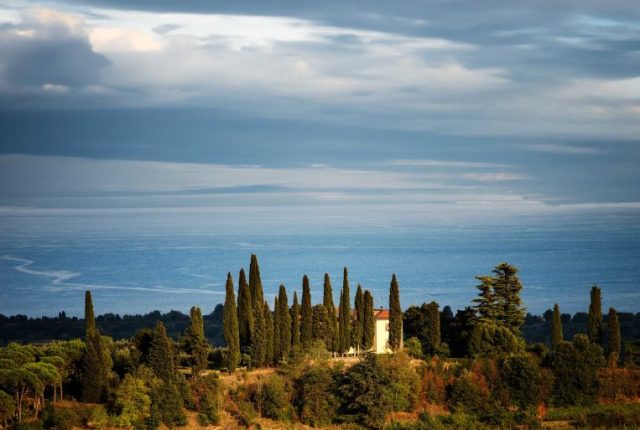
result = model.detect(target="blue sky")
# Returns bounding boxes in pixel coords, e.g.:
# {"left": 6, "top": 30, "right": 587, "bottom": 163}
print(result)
{"left": 0, "top": 0, "right": 639, "bottom": 228}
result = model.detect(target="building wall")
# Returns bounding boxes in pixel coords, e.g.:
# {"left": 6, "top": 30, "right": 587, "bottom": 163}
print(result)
{"left": 374, "top": 318, "right": 391, "bottom": 354}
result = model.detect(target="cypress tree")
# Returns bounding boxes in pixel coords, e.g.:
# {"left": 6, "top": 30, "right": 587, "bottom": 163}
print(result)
{"left": 608, "top": 307, "right": 621, "bottom": 367}
{"left": 472, "top": 276, "right": 496, "bottom": 323}
{"left": 323, "top": 273, "right": 338, "bottom": 352}
{"left": 425, "top": 301, "right": 441, "bottom": 354}
{"left": 250, "top": 255, "right": 267, "bottom": 367}
{"left": 237, "top": 268, "right": 253, "bottom": 351}
{"left": 492, "top": 263, "right": 525, "bottom": 334}
{"left": 312, "top": 304, "right": 332, "bottom": 348}
{"left": 81, "top": 290, "right": 107, "bottom": 403}
{"left": 84, "top": 290, "right": 96, "bottom": 337}
{"left": 278, "top": 285, "right": 291, "bottom": 361}
{"left": 588, "top": 285, "right": 603, "bottom": 344}
{"left": 291, "top": 291, "right": 301, "bottom": 351}
{"left": 363, "top": 290, "right": 375, "bottom": 351}
{"left": 264, "top": 301, "right": 274, "bottom": 366}
{"left": 551, "top": 303, "right": 563, "bottom": 350}
{"left": 338, "top": 268, "right": 351, "bottom": 354}
{"left": 223, "top": 273, "right": 241, "bottom": 372}
{"left": 273, "top": 296, "right": 281, "bottom": 360}
{"left": 186, "top": 306, "right": 208, "bottom": 378}
{"left": 352, "top": 284, "right": 365, "bottom": 353}
{"left": 149, "top": 321, "right": 185, "bottom": 426}
{"left": 388, "top": 274, "right": 402, "bottom": 352}
{"left": 301, "top": 275, "right": 313, "bottom": 349}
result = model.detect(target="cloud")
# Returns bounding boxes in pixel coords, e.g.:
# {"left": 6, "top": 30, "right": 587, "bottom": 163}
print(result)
{"left": 516, "top": 143, "right": 602, "bottom": 155}
{"left": 0, "top": 8, "right": 109, "bottom": 90}
{"left": 390, "top": 159, "right": 510, "bottom": 168}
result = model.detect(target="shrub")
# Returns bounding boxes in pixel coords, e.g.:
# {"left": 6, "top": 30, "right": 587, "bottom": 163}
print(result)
{"left": 551, "top": 335, "right": 604, "bottom": 406}
{"left": 500, "top": 354, "right": 541, "bottom": 409}
{"left": 295, "top": 364, "right": 338, "bottom": 427}
{"left": 467, "top": 322, "right": 523, "bottom": 357}
{"left": 260, "top": 374, "right": 290, "bottom": 421}
{"left": 446, "top": 375, "right": 489, "bottom": 415}
{"left": 191, "top": 374, "right": 221, "bottom": 424}
{"left": 405, "top": 338, "right": 423, "bottom": 359}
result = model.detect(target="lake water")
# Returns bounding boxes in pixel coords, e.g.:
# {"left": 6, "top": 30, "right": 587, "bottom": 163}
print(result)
{"left": 1, "top": 215, "right": 639, "bottom": 317}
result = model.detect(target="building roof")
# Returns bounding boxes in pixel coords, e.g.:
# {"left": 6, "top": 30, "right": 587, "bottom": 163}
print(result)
{"left": 374, "top": 309, "right": 390, "bottom": 320}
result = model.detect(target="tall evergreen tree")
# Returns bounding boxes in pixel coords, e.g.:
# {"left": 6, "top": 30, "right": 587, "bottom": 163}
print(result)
{"left": 273, "top": 296, "right": 281, "bottom": 361}
{"left": 249, "top": 254, "right": 264, "bottom": 313}
{"left": 551, "top": 303, "right": 563, "bottom": 350}
{"left": 312, "top": 305, "right": 332, "bottom": 348}
{"left": 388, "top": 274, "right": 402, "bottom": 352}
{"left": 250, "top": 255, "right": 267, "bottom": 367}
{"left": 588, "top": 285, "right": 603, "bottom": 344}
{"left": 264, "top": 301, "right": 274, "bottom": 366}
{"left": 301, "top": 275, "right": 313, "bottom": 349}
{"left": 608, "top": 307, "right": 621, "bottom": 367}
{"left": 425, "top": 301, "right": 441, "bottom": 354}
{"left": 291, "top": 291, "right": 301, "bottom": 351}
{"left": 223, "top": 273, "right": 240, "bottom": 372}
{"left": 492, "top": 263, "right": 526, "bottom": 334}
{"left": 362, "top": 290, "right": 375, "bottom": 351}
{"left": 278, "top": 285, "right": 291, "bottom": 361}
{"left": 81, "top": 290, "right": 107, "bottom": 403}
{"left": 472, "top": 276, "right": 496, "bottom": 323}
{"left": 237, "top": 268, "right": 253, "bottom": 351}
{"left": 323, "top": 273, "right": 339, "bottom": 352}
{"left": 149, "top": 321, "right": 185, "bottom": 426}
{"left": 352, "top": 284, "right": 365, "bottom": 353}
{"left": 338, "top": 268, "right": 351, "bottom": 354}
{"left": 186, "top": 306, "right": 208, "bottom": 378}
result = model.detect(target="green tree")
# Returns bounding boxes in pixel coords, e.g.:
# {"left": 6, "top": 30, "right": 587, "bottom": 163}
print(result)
{"left": 492, "top": 263, "right": 525, "bottom": 334}
{"left": 273, "top": 296, "right": 281, "bottom": 361}
{"left": 388, "top": 274, "right": 402, "bottom": 352}
{"left": 472, "top": 276, "right": 496, "bottom": 323}
{"left": 338, "top": 268, "right": 351, "bottom": 354}
{"left": 301, "top": 275, "right": 313, "bottom": 350}
{"left": 588, "top": 285, "right": 603, "bottom": 344}
{"left": 323, "top": 273, "right": 339, "bottom": 353}
{"left": 249, "top": 255, "right": 267, "bottom": 367}
{"left": 551, "top": 303, "right": 563, "bottom": 350}
{"left": 148, "top": 321, "right": 186, "bottom": 426}
{"left": 114, "top": 373, "right": 151, "bottom": 428}
{"left": 223, "top": 273, "right": 240, "bottom": 372}
{"left": 295, "top": 366, "right": 338, "bottom": 427}
{"left": 81, "top": 290, "right": 108, "bottom": 403}
{"left": 277, "top": 285, "right": 291, "bottom": 361}
{"left": 291, "top": 291, "right": 301, "bottom": 351}
{"left": 551, "top": 334, "right": 604, "bottom": 406}
{"left": 424, "top": 301, "right": 441, "bottom": 355}
{"left": 237, "top": 268, "right": 253, "bottom": 351}
{"left": 362, "top": 290, "right": 375, "bottom": 351}
{"left": 185, "top": 306, "right": 209, "bottom": 378}
{"left": 312, "top": 305, "right": 332, "bottom": 348}
{"left": 264, "top": 301, "right": 275, "bottom": 366}
{"left": 468, "top": 322, "right": 523, "bottom": 357}
{"left": 352, "top": 284, "right": 365, "bottom": 353}
{"left": 501, "top": 354, "right": 541, "bottom": 409}
{"left": 0, "top": 390, "right": 15, "bottom": 428}
{"left": 607, "top": 307, "right": 621, "bottom": 367}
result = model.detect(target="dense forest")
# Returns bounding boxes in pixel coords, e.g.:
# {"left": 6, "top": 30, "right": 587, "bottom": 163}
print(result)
{"left": 1, "top": 255, "right": 639, "bottom": 429}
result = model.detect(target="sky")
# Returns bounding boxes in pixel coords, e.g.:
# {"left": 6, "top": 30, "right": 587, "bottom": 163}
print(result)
{"left": 0, "top": 0, "right": 639, "bottom": 229}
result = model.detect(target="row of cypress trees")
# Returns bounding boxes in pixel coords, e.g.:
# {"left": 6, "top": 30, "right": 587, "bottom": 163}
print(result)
{"left": 551, "top": 285, "right": 621, "bottom": 365}
{"left": 223, "top": 255, "right": 403, "bottom": 370}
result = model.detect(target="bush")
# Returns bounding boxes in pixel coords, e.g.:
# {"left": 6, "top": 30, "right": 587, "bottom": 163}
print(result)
{"left": 468, "top": 322, "right": 523, "bottom": 357}
{"left": 259, "top": 374, "right": 290, "bottom": 421}
{"left": 447, "top": 375, "right": 489, "bottom": 415}
{"left": 551, "top": 335, "right": 604, "bottom": 406}
{"left": 191, "top": 374, "right": 221, "bottom": 424}
{"left": 500, "top": 354, "right": 541, "bottom": 409}
{"left": 237, "top": 400, "right": 258, "bottom": 427}
{"left": 196, "top": 412, "right": 209, "bottom": 426}
{"left": 295, "top": 364, "right": 338, "bottom": 427}
{"left": 405, "top": 338, "right": 423, "bottom": 359}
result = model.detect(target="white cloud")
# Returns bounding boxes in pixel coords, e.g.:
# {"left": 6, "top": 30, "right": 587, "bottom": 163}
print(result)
{"left": 517, "top": 143, "right": 601, "bottom": 155}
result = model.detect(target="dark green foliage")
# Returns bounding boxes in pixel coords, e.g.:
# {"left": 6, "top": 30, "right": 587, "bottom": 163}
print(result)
{"left": 352, "top": 285, "right": 365, "bottom": 351}
{"left": 250, "top": 255, "right": 267, "bottom": 367}
{"left": 588, "top": 285, "right": 603, "bottom": 344}
{"left": 312, "top": 305, "right": 332, "bottom": 349}
{"left": 277, "top": 285, "right": 291, "bottom": 362}
{"left": 447, "top": 375, "right": 489, "bottom": 416}
{"left": 0, "top": 390, "right": 15, "bottom": 426}
{"left": 338, "top": 268, "right": 351, "bottom": 354}
{"left": 551, "top": 303, "right": 563, "bottom": 350}
{"left": 468, "top": 322, "right": 522, "bottom": 357}
{"left": 259, "top": 374, "right": 290, "bottom": 421}
{"left": 405, "top": 337, "right": 423, "bottom": 359}
{"left": 403, "top": 302, "right": 442, "bottom": 356}
{"left": 323, "top": 273, "right": 339, "bottom": 352}
{"left": 273, "top": 296, "right": 281, "bottom": 361}
{"left": 81, "top": 291, "right": 108, "bottom": 403}
{"left": 425, "top": 302, "right": 441, "bottom": 355}
{"left": 551, "top": 334, "right": 605, "bottom": 406}
{"left": 491, "top": 263, "right": 525, "bottom": 334}
{"left": 500, "top": 354, "right": 541, "bottom": 409}
{"left": 264, "top": 301, "right": 274, "bottom": 366}
{"left": 148, "top": 321, "right": 186, "bottom": 426}
{"left": 184, "top": 307, "right": 209, "bottom": 378}
{"left": 472, "top": 276, "right": 496, "bottom": 324}
{"left": 222, "top": 273, "right": 240, "bottom": 372}
{"left": 362, "top": 290, "right": 375, "bottom": 351}
{"left": 389, "top": 274, "right": 402, "bottom": 352}
{"left": 301, "top": 275, "right": 313, "bottom": 350}
{"left": 291, "top": 292, "right": 301, "bottom": 351}
{"left": 237, "top": 268, "right": 253, "bottom": 351}
{"left": 295, "top": 365, "right": 338, "bottom": 427}
{"left": 608, "top": 307, "right": 621, "bottom": 366}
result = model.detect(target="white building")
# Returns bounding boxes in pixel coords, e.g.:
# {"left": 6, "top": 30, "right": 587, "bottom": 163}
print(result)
{"left": 372, "top": 308, "right": 397, "bottom": 354}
